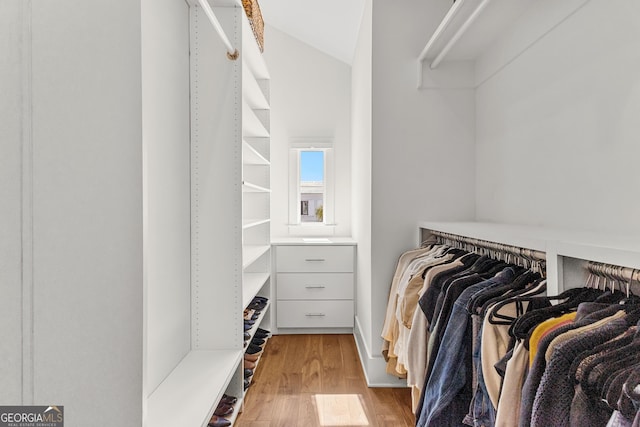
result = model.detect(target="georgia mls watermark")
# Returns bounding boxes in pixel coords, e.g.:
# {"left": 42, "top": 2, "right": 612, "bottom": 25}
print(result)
{"left": 0, "top": 406, "right": 63, "bottom": 427}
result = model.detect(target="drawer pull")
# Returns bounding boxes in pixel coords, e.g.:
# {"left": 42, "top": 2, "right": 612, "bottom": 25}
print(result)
{"left": 305, "top": 258, "right": 326, "bottom": 262}
{"left": 305, "top": 285, "right": 326, "bottom": 289}
{"left": 305, "top": 313, "right": 326, "bottom": 317}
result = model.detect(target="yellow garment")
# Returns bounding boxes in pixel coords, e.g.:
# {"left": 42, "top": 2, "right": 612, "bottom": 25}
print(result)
{"left": 528, "top": 312, "right": 576, "bottom": 367}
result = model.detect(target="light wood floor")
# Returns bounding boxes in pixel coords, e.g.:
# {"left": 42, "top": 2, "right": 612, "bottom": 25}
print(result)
{"left": 235, "top": 334, "right": 414, "bottom": 427}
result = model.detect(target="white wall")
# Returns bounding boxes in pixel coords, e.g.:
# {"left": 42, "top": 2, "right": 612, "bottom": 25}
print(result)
{"left": 141, "top": 0, "right": 192, "bottom": 397}
{"left": 475, "top": 0, "right": 640, "bottom": 233}
{"left": 27, "top": 1, "right": 144, "bottom": 424}
{"left": 351, "top": 0, "right": 374, "bottom": 374}
{"left": 0, "top": 0, "right": 26, "bottom": 405}
{"left": 264, "top": 25, "right": 352, "bottom": 238}
{"left": 354, "top": 0, "right": 476, "bottom": 385}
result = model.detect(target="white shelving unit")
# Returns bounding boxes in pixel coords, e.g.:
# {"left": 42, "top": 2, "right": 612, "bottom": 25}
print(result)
{"left": 147, "top": 1, "right": 272, "bottom": 425}
{"left": 147, "top": 350, "right": 242, "bottom": 427}
{"left": 239, "top": 0, "right": 273, "bottom": 403}
{"left": 418, "top": 221, "right": 640, "bottom": 295}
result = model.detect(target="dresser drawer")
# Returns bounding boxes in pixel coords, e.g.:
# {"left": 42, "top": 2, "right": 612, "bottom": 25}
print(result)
{"left": 277, "top": 300, "right": 354, "bottom": 328}
{"left": 276, "top": 245, "right": 354, "bottom": 272}
{"left": 277, "top": 273, "right": 353, "bottom": 300}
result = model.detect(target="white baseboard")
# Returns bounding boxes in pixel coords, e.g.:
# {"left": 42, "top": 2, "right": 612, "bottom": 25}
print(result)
{"left": 353, "top": 316, "right": 407, "bottom": 388}
{"left": 275, "top": 327, "right": 353, "bottom": 335}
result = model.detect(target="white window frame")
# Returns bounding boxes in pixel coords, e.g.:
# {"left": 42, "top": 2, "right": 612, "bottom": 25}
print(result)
{"left": 288, "top": 138, "right": 335, "bottom": 235}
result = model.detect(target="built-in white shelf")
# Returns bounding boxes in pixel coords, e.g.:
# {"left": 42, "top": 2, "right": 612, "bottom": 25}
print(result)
{"left": 243, "top": 67, "right": 269, "bottom": 110}
{"left": 418, "top": 221, "right": 640, "bottom": 258}
{"left": 242, "top": 218, "right": 270, "bottom": 229}
{"left": 242, "top": 181, "right": 271, "bottom": 193}
{"left": 242, "top": 140, "right": 270, "bottom": 165}
{"left": 243, "top": 245, "right": 270, "bottom": 269}
{"left": 243, "top": 272, "right": 270, "bottom": 308}
{"left": 147, "top": 350, "right": 242, "bottom": 427}
{"left": 241, "top": 16, "right": 269, "bottom": 81}
{"left": 419, "top": 221, "right": 640, "bottom": 295}
{"left": 242, "top": 100, "right": 269, "bottom": 137}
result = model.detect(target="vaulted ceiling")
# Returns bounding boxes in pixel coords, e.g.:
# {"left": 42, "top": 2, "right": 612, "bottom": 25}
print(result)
{"left": 257, "top": 0, "right": 366, "bottom": 65}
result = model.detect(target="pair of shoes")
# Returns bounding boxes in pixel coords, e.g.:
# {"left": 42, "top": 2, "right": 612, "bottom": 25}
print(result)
{"left": 244, "top": 359, "right": 256, "bottom": 369}
{"left": 251, "top": 337, "right": 265, "bottom": 346}
{"left": 244, "top": 378, "right": 251, "bottom": 390}
{"left": 246, "top": 343, "right": 263, "bottom": 355}
{"left": 245, "top": 352, "right": 260, "bottom": 362}
{"left": 254, "top": 330, "right": 270, "bottom": 339}
{"left": 247, "top": 296, "right": 268, "bottom": 311}
{"left": 244, "top": 331, "right": 251, "bottom": 341}
{"left": 221, "top": 394, "right": 237, "bottom": 405}
{"left": 214, "top": 403, "right": 233, "bottom": 417}
{"left": 208, "top": 415, "right": 231, "bottom": 427}
{"left": 244, "top": 368, "right": 254, "bottom": 378}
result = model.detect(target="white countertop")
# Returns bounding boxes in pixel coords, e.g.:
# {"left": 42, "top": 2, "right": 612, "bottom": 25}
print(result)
{"left": 271, "top": 237, "right": 357, "bottom": 246}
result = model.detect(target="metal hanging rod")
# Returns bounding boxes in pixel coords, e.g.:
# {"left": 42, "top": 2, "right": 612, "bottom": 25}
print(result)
{"left": 586, "top": 261, "right": 638, "bottom": 283}
{"left": 428, "top": 230, "right": 546, "bottom": 262}
{"left": 196, "top": 0, "right": 239, "bottom": 60}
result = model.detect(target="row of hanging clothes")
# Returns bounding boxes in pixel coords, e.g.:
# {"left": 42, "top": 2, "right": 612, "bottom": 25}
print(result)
{"left": 381, "top": 230, "right": 640, "bottom": 427}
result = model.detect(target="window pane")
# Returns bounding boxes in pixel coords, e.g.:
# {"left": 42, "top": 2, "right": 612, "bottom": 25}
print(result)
{"left": 300, "top": 151, "right": 324, "bottom": 223}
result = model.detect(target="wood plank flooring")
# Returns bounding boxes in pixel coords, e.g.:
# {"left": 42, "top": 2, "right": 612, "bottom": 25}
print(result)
{"left": 236, "top": 334, "right": 414, "bottom": 427}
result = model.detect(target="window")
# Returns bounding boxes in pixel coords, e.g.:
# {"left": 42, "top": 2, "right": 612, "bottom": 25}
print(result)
{"left": 299, "top": 150, "right": 324, "bottom": 223}
{"left": 289, "top": 139, "right": 334, "bottom": 232}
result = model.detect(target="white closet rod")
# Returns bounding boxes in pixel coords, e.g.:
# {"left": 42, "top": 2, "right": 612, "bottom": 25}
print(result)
{"left": 197, "top": 0, "right": 239, "bottom": 60}
{"left": 416, "top": 0, "right": 492, "bottom": 87}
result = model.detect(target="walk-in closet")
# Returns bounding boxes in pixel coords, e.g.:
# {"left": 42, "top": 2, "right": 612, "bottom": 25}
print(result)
{"left": 2, "top": 0, "right": 640, "bottom": 426}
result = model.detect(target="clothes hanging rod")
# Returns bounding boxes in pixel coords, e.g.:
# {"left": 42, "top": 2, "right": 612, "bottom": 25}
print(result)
{"left": 196, "top": 0, "right": 239, "bottom": 60}
{"left": 428, "top": 229, "right": 546, "bottom": 262}
{"left": 587, "top": 261, "right": 638, "bottom": 283}
{"left": 416, "top": 0, "right": 492, "bottom": 87}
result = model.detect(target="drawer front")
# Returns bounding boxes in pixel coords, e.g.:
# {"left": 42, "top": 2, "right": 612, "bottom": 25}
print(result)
{"left": 277, "top": 273, "right": 353, "bottom": 300}
{"left": 277, "top": 300, "right": 354, "bottom": 328}
{"left": 276, "top": 245, "right": 354, "bottom": 272}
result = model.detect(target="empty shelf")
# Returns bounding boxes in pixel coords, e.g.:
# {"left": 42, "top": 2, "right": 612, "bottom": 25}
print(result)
{"left": 243, "top": 272, "right": 271, "bottom": 308}
{"left": 243, "top": 140, "right": 270, "bottom": 165}
{"left": 243, "top": 245, "right": 270, "bottom": 269}
{"left": 147, "top": 350, "right": 242, "bottom": 427}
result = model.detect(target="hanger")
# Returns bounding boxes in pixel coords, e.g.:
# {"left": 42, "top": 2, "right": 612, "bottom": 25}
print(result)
{"left": 509, "top": 287, "right": 603, "bottom": 339}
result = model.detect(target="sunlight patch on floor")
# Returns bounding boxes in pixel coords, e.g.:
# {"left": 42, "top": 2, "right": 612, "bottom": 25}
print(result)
{"left": 314, "top": 394, "right": 370, "bottom": 426}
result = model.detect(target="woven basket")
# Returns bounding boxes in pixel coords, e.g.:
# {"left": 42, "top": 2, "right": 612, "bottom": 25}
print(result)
{"left": 242, "top": 0, "right": 264, "bottom": 52}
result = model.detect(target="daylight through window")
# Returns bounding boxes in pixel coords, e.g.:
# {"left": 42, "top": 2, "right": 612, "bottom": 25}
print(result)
{"left": 299, "top": 150, "right": 325, "bottom": 223}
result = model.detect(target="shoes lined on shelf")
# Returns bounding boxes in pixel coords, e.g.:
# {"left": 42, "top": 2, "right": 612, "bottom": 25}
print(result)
{"left": 208, "top": 395, "right": 237, "bottom": 427}
{"left": 220, "top": 394, "right": 237, "bottom": 405}
{"left": 214, "top": 403, "right": 234, "bottom": 417}
{"left": 208, "top": 415, "right": 231, "bottom": 427}
{"left": 244, "top": 352, "right": 260, "bottom": 363}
